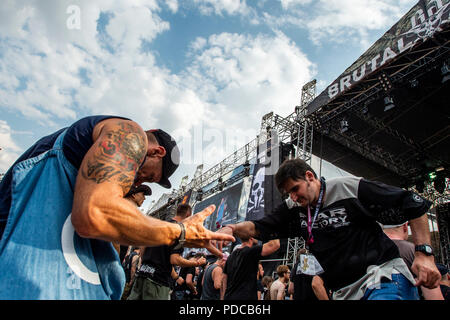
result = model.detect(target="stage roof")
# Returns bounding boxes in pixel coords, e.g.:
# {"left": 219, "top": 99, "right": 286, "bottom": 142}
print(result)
{"left": 306, "top": 0, "right": 450, "bottom": 188}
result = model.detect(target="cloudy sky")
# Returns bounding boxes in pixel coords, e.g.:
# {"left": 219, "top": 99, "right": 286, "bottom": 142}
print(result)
{"left": 0, "top": 0, "right": 417, "bottom": 211}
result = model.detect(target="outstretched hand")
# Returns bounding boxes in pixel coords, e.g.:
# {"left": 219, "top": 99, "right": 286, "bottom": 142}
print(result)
{"left": 212, "top": 225, "right": 234, "bottom": 252}
{"left": 182, "top": 205, "right": 235, "bottom": 257}
{"left": 411, "top": 254, "right": 440, "bottom": 289}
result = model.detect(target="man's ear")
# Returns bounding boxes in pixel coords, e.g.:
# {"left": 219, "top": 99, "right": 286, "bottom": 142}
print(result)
{"left": 305, "top": 170, "right": 315, "bottom": 182}
{"left": 148, "top": 145, "right": 166, "bottom": 158}
{"left": 402, "top": 224, "right": 408, "bottom": 233}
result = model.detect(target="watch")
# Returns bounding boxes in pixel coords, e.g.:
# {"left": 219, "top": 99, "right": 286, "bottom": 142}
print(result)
{"left": 415, "top": 244, "right": 434, "bottom": 256}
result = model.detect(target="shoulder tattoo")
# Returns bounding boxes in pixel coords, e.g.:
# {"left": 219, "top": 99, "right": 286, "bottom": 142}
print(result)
{"left": 81, "top": 121, "right": 146, "bottom": 193}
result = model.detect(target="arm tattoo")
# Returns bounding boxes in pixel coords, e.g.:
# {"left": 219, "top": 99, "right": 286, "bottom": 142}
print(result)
{"left": 81, "top": 121, "right": 146, "bottom": 194}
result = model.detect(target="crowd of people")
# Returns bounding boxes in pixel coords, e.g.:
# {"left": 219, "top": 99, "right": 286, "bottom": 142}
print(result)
{"left": 119, "top": 235, "right": 323, "bottom": 301}
{"left": 0, "top": 115, "right": 448, "bottom": 301}
{"left": 119, "top": 231, "right": 449, "bottom": 301}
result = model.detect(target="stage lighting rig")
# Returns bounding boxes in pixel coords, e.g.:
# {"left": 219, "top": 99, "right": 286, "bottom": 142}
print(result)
{"left": 361, "top": 104, "right": 369, "bottom": 115}
{"left": 243, "top": 159, "right": 250, "bottom": 177}
{"left": 311, "top": 114, "right": 322, "bottom": 129}
{"left": 378, "top": 72, "right": 393, "bottom": 93}
{"left": 433, "top": 168, "right": 447, "bottom": 194}
{"left": 339, "top": 119, "right": 349, "bottom": 134}
{"left": 441, "top": 62, "right": 450, "bottom": 83}
{"left": 384, "top": 96, "right": 395, "bottom": 112}
{"left": 196, "top": 189, "right": 203, "bottom": 202}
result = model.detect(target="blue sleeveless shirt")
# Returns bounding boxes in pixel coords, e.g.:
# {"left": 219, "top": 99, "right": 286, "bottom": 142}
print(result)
{"left": 0, "top": 116, "right": 129, "bottom": 299}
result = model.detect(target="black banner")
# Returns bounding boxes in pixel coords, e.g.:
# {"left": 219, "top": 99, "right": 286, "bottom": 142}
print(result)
{"left": 307, "top": 0, "right": 450, "bottom": 115}
{"left": 194, "top": 181, "right": 244, "bottom": 231}
{"left": 245, "top": 162, "right": 266, "bottom": 221}
{"left": 245, "top": 141, "right": 290, "bottom": 222}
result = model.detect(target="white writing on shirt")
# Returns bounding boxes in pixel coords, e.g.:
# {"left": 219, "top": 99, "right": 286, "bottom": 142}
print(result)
{"left": 300, "top": 207, "right": 350, "bottom": 229}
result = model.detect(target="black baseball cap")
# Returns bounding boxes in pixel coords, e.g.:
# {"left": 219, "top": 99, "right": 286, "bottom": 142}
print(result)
{"left": 126, "top": 184, "right": 152, "bottom": 197}
{"left": 148, "top": 129, "right": 180, "bottom": 189}
{"left": 436, "top": 263, "right": 449, "bottom": 276}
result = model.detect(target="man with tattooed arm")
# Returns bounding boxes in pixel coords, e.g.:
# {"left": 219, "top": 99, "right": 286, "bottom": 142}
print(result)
{"left": 0, "top": 115, "right": 234, "bottom": 299}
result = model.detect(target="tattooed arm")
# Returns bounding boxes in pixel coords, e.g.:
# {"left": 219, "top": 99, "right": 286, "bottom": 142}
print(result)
{"left": 71, "top": 119, "right": 181, "bottom": 246}
{"left": 71, "top": 118, "right": 235, "bottom": 251}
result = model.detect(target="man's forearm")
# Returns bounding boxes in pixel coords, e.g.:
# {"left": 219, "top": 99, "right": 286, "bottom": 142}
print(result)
{"left": 409, "top": 214, "right": 431, "bottom": 245}
{"left": 72, "top": 192, "right": 181, "bottom": 247}
{"left": 171, "top": 254, "right": 200, "bottom": 267}
{"left": 227, "top": 221, "right": 258, "bottom": 239}
{"left": 312, "top": 276, "right": 329, "bottom": 300}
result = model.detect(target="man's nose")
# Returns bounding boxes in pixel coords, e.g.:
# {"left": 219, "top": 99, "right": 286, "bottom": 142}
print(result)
{"left": 290, "top": 192, "right": 298, "bottom": 202}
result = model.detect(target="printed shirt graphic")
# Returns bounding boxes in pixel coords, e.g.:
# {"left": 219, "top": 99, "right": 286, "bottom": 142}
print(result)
{"left": 252, "top": 176, "right": 432, "bottom": 291}
{"left": 297, "top": 254, "right": 324, "bottom": 276}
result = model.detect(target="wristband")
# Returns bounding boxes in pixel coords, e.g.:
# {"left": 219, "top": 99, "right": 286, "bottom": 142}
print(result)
{"left": 173, "top": 222, "right": 186, "bottom": 250}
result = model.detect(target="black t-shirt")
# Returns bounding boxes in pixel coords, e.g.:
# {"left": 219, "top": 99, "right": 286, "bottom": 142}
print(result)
{"left": 223, "top": 245, "right": 263, "bottom": 300}
{"left": 0, "top": 115, "right": 130, "bottom": 239}
{"left": 257, "top": 279, "right": 264, "bottom": 297}
{"left": 124, "top": 251, "right": 140, "bottom": 283}
{"left": 290, "top": 262, "right": 319, "bottom": 301}
{"left": 196, "top": 266, "right": 205, "bottom": 298}
{"left": 138, "top": 219, "right": 184, "bottom": 287}
{"left": 174, "top": 266, "right": 196, "bottom": 292}
{"left": 252, "top": 176, "right": 432, "bottom": 292}
{"left": 440, "top": 285, "right": 450, "bottom": 301}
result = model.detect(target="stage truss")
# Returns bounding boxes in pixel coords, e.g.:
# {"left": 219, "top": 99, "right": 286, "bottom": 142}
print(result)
{"left": 148, "top": 69, "right": 448, "bottom": 265}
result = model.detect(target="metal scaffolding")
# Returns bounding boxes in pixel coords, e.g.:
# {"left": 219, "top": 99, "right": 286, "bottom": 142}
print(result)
{"left": 147, "top": 80, "right": 318, "bottom": 268}
{"left": 282, "top": 79, "right": 317, "bottom": 268}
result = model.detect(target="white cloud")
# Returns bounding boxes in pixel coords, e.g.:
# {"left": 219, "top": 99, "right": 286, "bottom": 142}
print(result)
{"left": 0, "top": 1, "right": 173, "bottom": 126}
{"left": 163, "top": 0, "right": 179, "bottom": 13}
{"left": 279, "top": 0, "right": 313, "bottom": 10}
{"left": 193, "top": 0, "right": 251, "bottom": 16}
{"left": 105, "top": 6, "right": 169, "bottom": 53}
{"left": 0, "top": 0, "right": 316, "bottom": 192}
{"left": 0, "top": 120, "right": 21, "bottom": 172}
{"left": 182, "top": 31, "right": 316, "bottom": 166}
{"left": 187, "top": 31, "right": 315, "bottom": 112}
{"left": 265, "top": 0, "right": 417, "bottom": 47}
{"left": 305, "top": 0, "right": 414, "bottom": 46}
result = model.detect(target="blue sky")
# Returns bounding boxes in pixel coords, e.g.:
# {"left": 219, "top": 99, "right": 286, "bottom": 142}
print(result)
{"left": 0, "top": 0, "right": 417, "bottom": 210}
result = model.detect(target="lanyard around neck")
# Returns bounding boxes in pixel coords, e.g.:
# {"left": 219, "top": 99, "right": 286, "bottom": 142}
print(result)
{"left": 306, "top": 177, "right": 325, "bottom": 245}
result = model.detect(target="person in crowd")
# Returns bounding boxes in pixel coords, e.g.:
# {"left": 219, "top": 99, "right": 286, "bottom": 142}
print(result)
{"left": 382, "top": 222, "right": 444, "bottom": 300}
{"left": 311, "top": 275, "right": 330, "bottom": 300}
{"left": 114, "top": 184, "right": 152, "bottom": 262}
{"left": 128, "top": 204, "right": 206, "bottom": 300}
{"left": 256, "top": 263, "right": 265, "bottom": 300}
{"left": 0, "top": 115, "right": 234, "bottom": 300}
{"left": 288, "top": 248, "right": 328, "bottom": 301}
{"left": 261, "top": 276, "right": 274, "bottom": 300}
{"left": 436, "top": 263, "right": 449, "bottom": 300}
{"left": 216, "top": 158, "right": 440, "bottom": 300}
{"left": 222, "top": 238, "right": 280, "bottom": 300}
{"left": 191, "top": 252, "right": 207, "bottom": 300}
{"left": 270, "top": 265, "right": 290, "bottom": 300}
{"left": 200, "top": 253, "right": 228, "bottom": 300}
{"left": 121, "top": 247, "right": 141, "bottom": 300}
{"left": 172, "top": 252, "right": 206, "bottom": 300}
{"left": 195, "top": 256, "right": 212, "bottom": 300}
